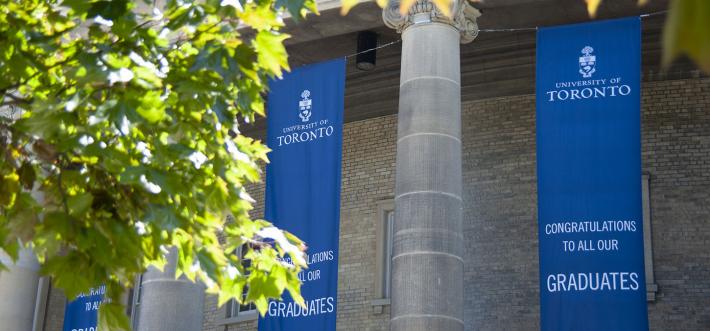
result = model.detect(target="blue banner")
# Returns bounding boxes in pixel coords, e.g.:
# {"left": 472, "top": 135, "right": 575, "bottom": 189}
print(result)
{"left": 258, "top": 59, "right": 345, "bottom": 331}
{"left": 62, "top": 285, "right": 104, "bottom": 331}
{"left": 536, "top": 17, "right": 647, "bottom": 330}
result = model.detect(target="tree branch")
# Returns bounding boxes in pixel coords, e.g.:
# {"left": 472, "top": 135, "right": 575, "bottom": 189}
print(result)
{"left": 0, "top": 99, "right": 31, "bottom": 107}
{"left": 57, "top": 156, "right": 71, "bottom": 215}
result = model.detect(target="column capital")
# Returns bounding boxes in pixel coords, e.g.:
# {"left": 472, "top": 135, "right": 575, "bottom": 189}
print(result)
{"left": 383, "top": 0, "right": 481, "bottom": 43}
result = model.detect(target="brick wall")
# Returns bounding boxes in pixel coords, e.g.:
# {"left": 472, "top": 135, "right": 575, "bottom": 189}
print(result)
{"left": 201, "top": 116, "right": 397, "bottom": 331}
{"left": 461, "top": 77, "right": 710, "bottom": 330}
{"left": 39, "top": 77, "right": 710, "bottom": 330}
{"left": 462, "top": 94, "right": 539, "bottom": 330}
{"left": 334, "top": 113, "right": 396, "bottom": 331}
{"left": 642, "top": 78, "right": 710, "bottom": 330}
{"left": 201, "top": 77, "right": 709, "bottom": 331}
{"left": 43, "top": 284, "right": 66, "bottom": 331}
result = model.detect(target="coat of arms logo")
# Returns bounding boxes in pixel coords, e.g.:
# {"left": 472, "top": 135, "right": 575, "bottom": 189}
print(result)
{"left": 299, "top": 90, "right": 312, "bottom": 122}
{"left": 579, "top": 46, "right": 596, "bottom": 78}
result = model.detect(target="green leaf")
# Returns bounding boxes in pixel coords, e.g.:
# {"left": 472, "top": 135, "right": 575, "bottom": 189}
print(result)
{"left": 0, "top": 173, "right": 19, "bottom": 207}
{"left": 98, "top": 302, "right": 131, "bottom": 331}
{"left": 253, "top": 31, "right": 290, "bottom": 77}
{"left": 212, "top": 97, "right": 233, "bottom": 125}
{"left": 276, "top": 0, "right": 317, "bottom": 18}
{"left": 7, "top": 192, "right": 41, "bottom": 243}
{"left": 136, "top": 91, "right": 167, "bottom": 123}
{"left": 240, "top": 4, "right": 281, "bottom": 30}
{"left": 87, "top": 0, "right": 129, "bottom": 20}
{"left": 270, "top": 265, "right": 289, "bottom": 292}
{"left": 67, "top": 192, "right": 94, "bottom": 217}
{"left": 662, "top": 0, "right": 710, "bottom": 72}
{"left": 584, "top": 0, "right": 602, "bottom": 18}
{"left": 246, "top": 273, "right": 281, "bottom": 314}
{"left": 0, "top": 229, "right": 20, "bottom": 263}
{"left": 145, "top": 205, "right": 183, "bottom": 231}
{"left": 341, "top": 0, "right": 360, "bottom": 15}
{"left": 0, "top": 0, "right": 313, "bottom": 327}
{"left": 62, "top": 0, "right": 93, "bottom": 14}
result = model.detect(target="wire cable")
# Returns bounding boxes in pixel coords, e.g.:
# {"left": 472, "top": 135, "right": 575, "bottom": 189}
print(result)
{"left": 343, "top": 11, "right": 668, "bottom": 58}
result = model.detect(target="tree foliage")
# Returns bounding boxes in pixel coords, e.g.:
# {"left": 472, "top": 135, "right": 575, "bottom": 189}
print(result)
{"left": 588, "top": 0, "right": 710, "bottom": 72}
{"left": 1, "top": 0, "right": 707, "bottom": 330}
{"left": 661, "top": 0, "right": 710, "bottom": 73}
{"left": 347, "top": 0, "right": 710, "bottom": 73}
{"left": 0, "top": 0, "right": 316, "bottom": 329}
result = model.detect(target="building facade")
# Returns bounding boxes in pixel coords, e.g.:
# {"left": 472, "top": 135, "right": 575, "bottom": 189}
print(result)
{"left": 1, "top": 0, "right": 709, "bottom": 330}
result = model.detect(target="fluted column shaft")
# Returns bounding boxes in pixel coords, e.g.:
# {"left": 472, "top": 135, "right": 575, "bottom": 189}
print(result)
{"left": 0, "top": 248, "right": 40, "bottom": 330}
{"left": 136, "top": 248, "right": 205, "bottom": 331}
{"left": 384, "top": 2, "right": 479, "bottom": 330}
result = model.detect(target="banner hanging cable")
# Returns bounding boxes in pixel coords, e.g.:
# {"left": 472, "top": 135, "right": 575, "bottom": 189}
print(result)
{"left": 342, "top": 10, "right": 668, "bottom": 60}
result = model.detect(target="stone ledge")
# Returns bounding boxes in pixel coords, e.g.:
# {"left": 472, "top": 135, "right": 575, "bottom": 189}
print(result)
{"left": 371, "top": 298, "right": 391, "bottom": 314}
{"left": 216, "top": 310, "right": 258, "bottom": 325}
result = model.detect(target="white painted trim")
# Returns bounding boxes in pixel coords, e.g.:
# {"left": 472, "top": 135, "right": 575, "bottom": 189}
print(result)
{"left": 392, "top": 251, "right": 464, "bottom": 263}
{"left": 216, "top": 309, "right": 258, "bottom": 325}
{"left": 31, "top": 277, "right": 50, "bottom": 331}
{"left": 395, "top": 190, "right": 462, "bottom": 201}
{"left": 395, "top": 227, "right": 464, "bottom": 240}
{"left": 400, "top": 75, "right": 461, "bottom": 88}
{"left": 373, "top": 199, "right": 395, "bottom": 301}
{"left": 391, "top": 313, "right": 464, "bottom": 325}
{"left": 642, "top": 173, "right": 658, "bottom": 301}
{"left": 397, "top": 132, "right": 461, "bottom": 144}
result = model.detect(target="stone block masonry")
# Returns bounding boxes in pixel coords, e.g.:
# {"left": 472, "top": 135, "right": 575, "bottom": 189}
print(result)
{"left": 40, "top": 77, "right": 709, "bottom": 330}
{"left": 461, "top": 77, "right": 710, "bottom": 330}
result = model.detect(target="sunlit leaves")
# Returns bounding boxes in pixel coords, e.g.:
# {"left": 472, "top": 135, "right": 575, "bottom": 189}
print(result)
{"left": 98, "top": 302, "right": 132, "bottom": 331}
{"left": 583, "top": 0, "right": 709, "bottom": 74}
{"left": 1, "top": 0, "right": 315, "bottom": 328}
{"left": 135, "top": 90, "right": 167, "bottom": 123}
{"left": 275, "top": 0, "right": 318, "bottom": 18}
{"left": 586, "top": 0, "right": 648, "bottom": 18}
{"left": 66, "top": 192, "right": 93, "bottom": 217}
{"left": 86, "top": 0, "right": 131, "bottom": 20}
{"left": 253, "top": 31, "right": 290, "bottom": 77}
{"left": 585, "top": 0, "right": 602, "bottom": 18}
{"left": 662, "top": 0, "right": 710, "bottom": 72}
{"left": 340, "top": 0, "right": 360, "bottom": 15}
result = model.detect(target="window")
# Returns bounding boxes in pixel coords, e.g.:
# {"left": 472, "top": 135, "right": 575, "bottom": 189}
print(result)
{"left": 372, "top": 199, "right": 394, "bottom": 313}
{"left": 32, "top": 277, "right": 50, "bottom": 331}
{"left": 642, "top": 174, "right": 658, "bottom": 301}
{"left": 225, "top": 296, "right": 256, "bottom": 319}
{"left": 122, "top": 274, "right": 143, "bottom": 330}
{"left": 221, "top": 245, "right": 257, "bottom": 323}
{"left": 382, "top": 209, "right": 394, "bottom": 298}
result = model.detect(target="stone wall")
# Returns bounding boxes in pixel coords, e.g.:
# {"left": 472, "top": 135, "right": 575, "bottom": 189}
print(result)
{"left": 42, "top": 284, "right": 66, "bottom": 331}
{"left": 641, "top": 78, "right": 710, "bottom": 330}
{"left": 39, "top": 77, "right": 710, "bottom": 330}
{"left": 462, "top": 77, "right": 710, "bottom": 330}
{"left": 191, "top": 77, "right": 710, "bottom": 331}
{"left": 462, "top": 94, "right": 539, "bottom": 330}
{"left": 201, "top": 115, "right": 398, "bottom": 331}
{"left": 334, "top": 112, "right": 397, "bottom": 331}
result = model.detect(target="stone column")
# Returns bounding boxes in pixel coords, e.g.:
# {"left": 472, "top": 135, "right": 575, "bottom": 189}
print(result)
{"left": 383, "top": 2, "right": 479, "bottom": 330}
{"left": 0, "top": 248, "right": 40, "bottom": 330}
{"left": 136, "top": 247, "right": 205, "bottom": 331}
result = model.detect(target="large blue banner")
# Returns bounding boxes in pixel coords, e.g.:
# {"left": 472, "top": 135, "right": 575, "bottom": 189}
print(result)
{"left": 62, "top": 285, "right": 104, "bottom": 331}
{"left": 536, "top": 17, "right": 648, "bottom": 330}
{"left": 259, "top": 59, "right": 345, "bottom": 331}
